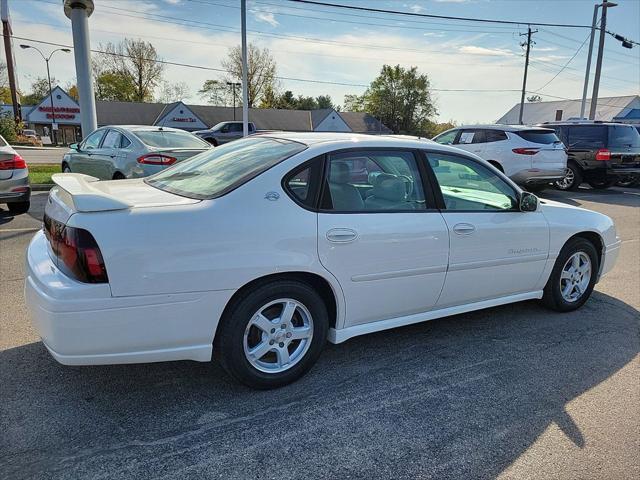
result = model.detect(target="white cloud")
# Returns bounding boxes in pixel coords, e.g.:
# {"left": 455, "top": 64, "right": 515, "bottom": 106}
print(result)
{"left": 459, "top": 45, "right": 516, "bottom": 57}
{"left": 253, "top": 11, "right": 279, "bottom": 27}
{"left": 409, "top": 4, "right": 425, "bottom": 13}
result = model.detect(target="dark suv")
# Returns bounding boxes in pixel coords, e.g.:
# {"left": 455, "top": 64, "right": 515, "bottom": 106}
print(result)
{"left": 542, "top": 122, "right": 640, "bottom": 190}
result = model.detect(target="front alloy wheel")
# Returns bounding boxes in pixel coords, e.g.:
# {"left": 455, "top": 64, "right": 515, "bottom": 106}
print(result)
{"left": 559, "top": 252, "right": 592, "bottom": 303}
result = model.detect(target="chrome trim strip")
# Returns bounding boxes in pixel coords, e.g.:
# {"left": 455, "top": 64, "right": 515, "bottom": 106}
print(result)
{"left": 448, "top": 253, "right": 548, "bottom": 272}
{"left": 351, "top": 264, "right": 448, "bottom": 282}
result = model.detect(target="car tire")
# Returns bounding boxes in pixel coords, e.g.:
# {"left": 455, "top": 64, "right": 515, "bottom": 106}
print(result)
{"left": 616, "top": 174, "right": 639, "bottom": 188}
{"left": 7, "top": 201, "right": 30, "bottom": 215}
{"left": 216, "top": 279, "right": 329, "bottom": 389}
{"left": 555, "top": 162, "right": 582, "bottom": 191}
{"left": 62, "top": 163, "right": 71, "bottom": 173}
{"left": 588, "top": 178, "right": 616, "bottom": 189}
{"left": 541, "top": 237, "right": 599, "bottom": 312}
{"left": 112, "top": 172, "right": 126, "bottom": 180}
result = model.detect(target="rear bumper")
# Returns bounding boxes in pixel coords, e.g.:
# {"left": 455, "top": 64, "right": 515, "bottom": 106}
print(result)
{"left": 0, "top": 168, "right": 30, "bottom": 204}
{"left": 512, "top": 168, "right": 566, "bottom": 185}
{"left": 25, "top": 230, "right": 234, "bottom": 365}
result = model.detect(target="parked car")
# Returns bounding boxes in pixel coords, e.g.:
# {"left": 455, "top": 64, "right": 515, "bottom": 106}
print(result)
{"left": 541, "top": 121, "right": 640, "bottom": 191}
{"left": 61, "top": 125, "right": 211, "bottom": 180}
{"left": 432, "top": 125, "right": 567, "bottom": 192}
{"left": 0, "top": 134, "right": 30, "bottom": 214}
{"left": 22, "top": 129, "right": 38, "bottom": 141}
{"left": 616, "top": 124, "right": 640, "bottom": 188}
{"left": 26, "top": 133, "right": 620, "bottom": 389}
{"left": 194, "top": 121, "right": 257, "bottom": 146}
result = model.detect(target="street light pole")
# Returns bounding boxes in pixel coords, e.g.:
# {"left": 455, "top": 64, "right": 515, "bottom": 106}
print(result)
{"left": 589, "top": 1, "right": 617, "bottom": 120}
{"left": 240, "top": 0, "right": 249, "bottom": 137}
{"left": 226, "top": 82, "right": 241, "bottom": 121}
{"left": 20, "top": 45, "right": 70, "bottom": 145}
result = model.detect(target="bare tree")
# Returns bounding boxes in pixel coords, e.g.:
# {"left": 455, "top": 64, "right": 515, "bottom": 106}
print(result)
{"left": 200, "top": 43, "right": 276, "bottom": 108}
{"left": 97, "top": 39, "right": 165, "bottom": 102}
{"left": 156, "top": 81, "right": 190, "bottom": 103}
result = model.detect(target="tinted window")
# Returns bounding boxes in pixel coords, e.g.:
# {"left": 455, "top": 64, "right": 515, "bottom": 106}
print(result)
{"left": 485, "top": 130, "right": 508, "bottom": 143}
{"left": 133, "top": 130, "right": 209, "bottom": 148}
{"left": 322, "top": 150, "right": 426, "bottom": 212}
{"left": 82, "top": 129, "right": 106, "bottom": 150}
{"left": 457, "top": 129, "right": 486, "bottom": 144}
{"left": 120, "top": 135, "right": 131, "bottom": 148}
{"left": 515, "top": 130, "right": 561, "bottom": 144}
{"left": 608, "top": 125, "right": 640, "bottom": 148}
{"left": 287, "top": 166, "right": 313, "bottom": 205}
{"left": 228, "top": 123, "right": 243, "bottom": 133}
{"left": 101, "top": 130, "right": 122, "bottom": 149}
{"left": 568, "top": 125, "right": 607, "bottom": 149}
{"left": 433, "top": 130, "right": 457, "bottom": 145}
{"left": 427, "top": 152, "right": 517, "bottom": 211}
{"left": 146, "top": 137, "right": 306, "bottom": 199}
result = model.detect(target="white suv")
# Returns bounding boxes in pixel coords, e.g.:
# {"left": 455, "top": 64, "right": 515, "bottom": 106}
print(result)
{"left": 433, "top": 125, "right": 567, "bottom": 191}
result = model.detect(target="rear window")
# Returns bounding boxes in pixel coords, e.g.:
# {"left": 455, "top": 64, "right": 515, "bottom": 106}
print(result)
{"left": 514, "top": 130, "right": 561, "bottom": 145}
{"left": 133, "top": 130, "right": 209, "bottom": 149}
{"left": 608, "top": 125, "right": 640, "bottom": 148}
{"left": 146, "top": 136, "right": 306, "bottom": 199}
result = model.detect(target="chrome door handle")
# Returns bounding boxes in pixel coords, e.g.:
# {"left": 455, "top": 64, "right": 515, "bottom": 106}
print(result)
{"left": 326, "top": 228, "right": 358, "bottom": 243}
{"left": 453, "top": 223, "right": 476, "bottom": 235}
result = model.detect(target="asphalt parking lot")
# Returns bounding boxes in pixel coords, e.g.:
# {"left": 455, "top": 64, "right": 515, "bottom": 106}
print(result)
{"left": 1, "top": 187, "right": 638, "bottom": 480}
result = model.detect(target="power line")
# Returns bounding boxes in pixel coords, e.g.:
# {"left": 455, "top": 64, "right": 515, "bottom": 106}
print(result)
{"left": 532, "top": 30, "right": 592, "bottom": 92}
{"left": 289, "top": 0, "right": 597, "bottom": 29}
{"left": 9, "top": 33, "right": 523, "bottom": 93}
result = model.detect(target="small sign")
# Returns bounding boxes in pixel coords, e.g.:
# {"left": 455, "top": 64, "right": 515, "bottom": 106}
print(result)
{"left": 52, "top": 123, "right": 59, "bottom": 130}
{"left": 459, "top": 132, "right": 475, "bottom": 144}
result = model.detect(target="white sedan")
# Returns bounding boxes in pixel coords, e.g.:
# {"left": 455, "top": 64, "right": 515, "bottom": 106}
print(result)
{"left": 25, "top": 133, "right": 620, "bottom": 389}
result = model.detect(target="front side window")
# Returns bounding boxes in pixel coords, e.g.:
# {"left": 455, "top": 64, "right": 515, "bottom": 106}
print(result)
{"left": 146, "top": 136, "right": 306, "bottom": 199}
{"left": 426, "top": 152, "right": 518, "bottom": 211}
{"left": 228, "top": 123, "right": 243, "bottom": 133}
{"left": 321, "top": 150, "right": 426, "bottom": 212}
{"left": 457, "top": 129, "right": 486, "bottom": 145}
{"left": 433, "top": 129, "right": 458, "bottom": 145}
{"left": 82, "top": 129, "right": 105, "bottom": 150}
{"left": 133, "top": 129, "right": 209, "bottom": 149}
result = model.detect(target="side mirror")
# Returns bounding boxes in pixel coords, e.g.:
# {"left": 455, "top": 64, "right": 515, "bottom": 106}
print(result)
{"left": 519, "top": 192, "right": 538, "bottom": 212}
{"left": 70, "top": 143, "right": 79, "bottom": 151}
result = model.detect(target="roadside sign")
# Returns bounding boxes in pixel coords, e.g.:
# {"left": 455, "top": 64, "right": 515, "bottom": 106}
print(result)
{"left": 52, "top": 123, "right": 59, "bottom": 130}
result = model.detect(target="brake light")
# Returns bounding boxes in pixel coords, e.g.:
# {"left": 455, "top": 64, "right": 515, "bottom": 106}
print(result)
{"left": 512, "top": 148, "right": 540, "bottom": 155}
{"left": 43, "top": 214, "right": 108, "bottom": 283}
{"left": 137, "top": 153, "right": 177, "bottom": 165}
{"left": 595, "top": 149, "right": 611, "bottom": 161}
{"left": 0, "top": 153, "right": 27, "bottom": 170}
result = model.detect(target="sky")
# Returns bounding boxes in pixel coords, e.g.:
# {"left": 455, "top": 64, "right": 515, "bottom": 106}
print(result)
{"left": 4, "top": 0, "right": 640, "bottom": 123}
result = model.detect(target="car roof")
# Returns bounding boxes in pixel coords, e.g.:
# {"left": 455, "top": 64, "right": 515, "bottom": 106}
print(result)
{"left": 101, "top": 125, "right": 190, "bottom": 133}
{"left": 450, "top": 124, "right": 554, "bottom": 132}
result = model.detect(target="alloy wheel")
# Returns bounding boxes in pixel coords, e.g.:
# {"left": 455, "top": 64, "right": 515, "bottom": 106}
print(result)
{"left": 559, "top": 252, "right": 592, "bottom": 302}
{"left": 243, "top": 298, "right": 314, "bottom": 373}
{"left": 555, "top": 168, "right": 574, "bottom": 190}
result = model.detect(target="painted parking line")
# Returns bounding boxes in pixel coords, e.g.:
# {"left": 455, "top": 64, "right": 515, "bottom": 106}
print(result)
{"left": 0, "top": 227, "right": 41, "bottom": 233}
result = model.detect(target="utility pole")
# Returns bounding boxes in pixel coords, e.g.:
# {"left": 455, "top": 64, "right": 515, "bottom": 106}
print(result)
{"left": 1, "top": 0, "right": 21, "bottom": 123}
{"left": 580, "top": 3, "right": 600, "bottom": 119}
{"left": 518, "top": 26, "right": 536, "bottom": 125}
{"left": 240, "top": 0, "right": 249, "bottom": 137}
{"left": 589, "top": 1, "right": 616, "bottom": 120}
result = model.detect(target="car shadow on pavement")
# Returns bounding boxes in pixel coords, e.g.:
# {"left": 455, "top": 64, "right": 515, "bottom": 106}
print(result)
{"left": 1, "top": 291, "right": 637, "bottom": 480}
{"left": 541, "top": 187, "right": 640, "bottom": 208}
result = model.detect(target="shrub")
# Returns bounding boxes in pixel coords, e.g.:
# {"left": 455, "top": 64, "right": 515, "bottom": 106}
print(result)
{"left": 0, "top": 114, "right": 18, "bottom": 142}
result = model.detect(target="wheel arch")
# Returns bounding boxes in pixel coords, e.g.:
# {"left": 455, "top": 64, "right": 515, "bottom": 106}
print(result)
{"left": 565, "top": 231, "right": 604, "bottom": 267}
{"left": 214, "top": 271, "right": 340, "bottom": 345}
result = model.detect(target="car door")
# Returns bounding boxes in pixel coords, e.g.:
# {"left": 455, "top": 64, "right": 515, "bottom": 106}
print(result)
{"left": 91, "top": 129, "right": 122, "bottom": 179}
{"left": 70, "top": 129, "right": 106, "bottom": 176}
{"left": 453, "top": 128, "right": 487, "bottom": 157}
{"left": 424, "top": 150, "right": 549, "bottom": 308}
{"left": 482, "top": 129, "right": 515, "bottom": 175}
{"left": 316, "top": 149, "right": 449, "bottom": 328}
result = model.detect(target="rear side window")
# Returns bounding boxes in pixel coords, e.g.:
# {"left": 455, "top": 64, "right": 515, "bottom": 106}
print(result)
{"left": 568, "top": 125, "right": 607, "bottom": 149}
{"left": 514, "top": 130, "right": 561, "bottom": 144}
{"left": 608, "top": 125, "right": 640, "bottom": 148}
{"left": 485, "top": 130, "right": 508, "bottom": 143}
{"left": 133, "top": 130, "right": 209, "bottom": 148}
{"left": 228, "top": 123, "right": 243, "bottom": 133}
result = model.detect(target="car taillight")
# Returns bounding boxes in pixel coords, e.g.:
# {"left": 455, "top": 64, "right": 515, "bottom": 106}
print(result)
{"left": 512, "top": 148, "right": 540, "bottom": 155}
{"left": 43, "top": 214, "right": 108, "bottom": 283}
{"left": 0, "top": 153, "right": 27, "bottom": 170}
{"left": 137, "top": 153, "right": 176, "bottom": 165}
{"left": 595, "top": 149, "right": 611, "bottom": 161}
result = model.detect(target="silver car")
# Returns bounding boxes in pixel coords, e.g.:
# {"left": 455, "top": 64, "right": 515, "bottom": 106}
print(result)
{"left": 0, "top": 134, "right": 30, "bottom": 215}
{"left": 62, "top": 125, "right": 211, "bottom": 180}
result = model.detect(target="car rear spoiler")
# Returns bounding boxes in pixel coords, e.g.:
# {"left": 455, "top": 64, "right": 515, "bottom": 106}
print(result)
{"left": 51, "top": 173, "right": 131, "bottom": 212}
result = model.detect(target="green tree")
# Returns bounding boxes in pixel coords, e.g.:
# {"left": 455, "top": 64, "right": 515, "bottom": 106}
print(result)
{"left": 343, "top": 93, "right": 365, "bottom": 112}
{"left": 0, "top": 113, "right": 18, "bottom": 142}
{"left": 293, "top": 95, "right": 317, "bottom": 110}
{"left": 21, "top": 77, "right": 58, "bottom": 105}
{"left": 95, "top": 71, "right": 138, "bottom": 101}
{"left": 97, "top": 39, "right": 164, "bottom": 102}
{"left": 198, "top": 79, "right": 228, "bottom": 105}
{"left": 423, "top": 120, "right": 456, "bottom": 138}
{"left": 315, "top": 95, "right": 334, "bottom": 109}
{"left": 345, "top": 65, "right": 436, "bottom": 134}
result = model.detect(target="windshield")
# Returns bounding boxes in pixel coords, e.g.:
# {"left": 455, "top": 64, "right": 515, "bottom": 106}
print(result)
{"left": 146, "top": 136, "right": 306, "bottom": 199}
{"left": 133, "top": 130, "right": 209, "bottom": 149}
{"left": 515, "top": 130, "right": 561, "bottom": 145}
{"left": 608, "top": 125, "right": 640, "bottom": 149}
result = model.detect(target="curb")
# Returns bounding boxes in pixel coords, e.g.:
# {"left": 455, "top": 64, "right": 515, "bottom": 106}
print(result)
{"left": 31, "top": 184, "right": 54, "bottom": 191}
